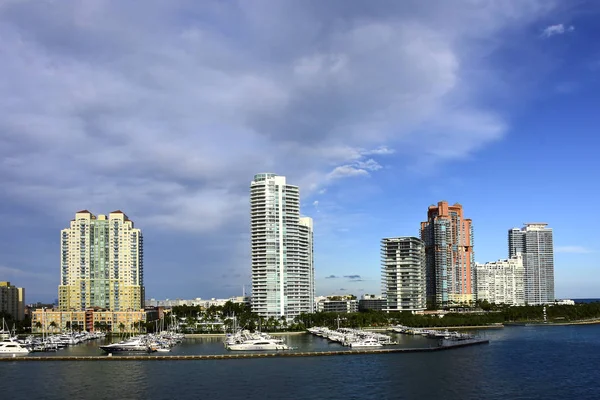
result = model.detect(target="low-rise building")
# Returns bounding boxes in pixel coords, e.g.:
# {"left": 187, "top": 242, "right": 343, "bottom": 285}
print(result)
{"left": 31, "top": 308, "right": 146, "bottom": 333}
{"left": 554, "top": 299, "right": 575, "bottom": 306}
{"left": 0, "top": 281, "right": 25, "bottom": 321}
{"left": 146, "top": 296, "right": 251, "bottom": 309}
{"left": 315, "top": 296, "right": 358, "bottom": 313}
{"left": 358, "top": 295, "right": 386, "bottom": 312}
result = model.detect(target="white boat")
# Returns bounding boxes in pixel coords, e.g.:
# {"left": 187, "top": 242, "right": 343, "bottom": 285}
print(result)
{"left": 227, "top": 339, "right": 290, "bottom": 351}
{"left": 154, "top": 347, "right": 171, "bottom": 352}
{"left": 0, "top": 339, "right": 31, "bottom": 354}
{"left": 349, "top": 339, "right": 383, "bottom": 348}
{"left": 99, "top": 338, "right": 152, "bottom": 353}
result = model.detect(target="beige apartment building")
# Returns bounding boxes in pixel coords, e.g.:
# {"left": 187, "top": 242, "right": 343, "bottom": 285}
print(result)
{"left": 0, "top": 281, "right": 25, "bottom": 320}
{"left": 59, "top": 210, "right": 144, "bottom": 312}
{"left": 31, "top": 308, "right": 146, "bottom": 333}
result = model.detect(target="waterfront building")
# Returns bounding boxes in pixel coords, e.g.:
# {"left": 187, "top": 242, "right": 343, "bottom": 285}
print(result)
{"left": 420, "top": 201, "right": 475, "bottom": 308}
{"left": 0, "top": 281, "right": 25, "bottom": 321}
{"left": 315, "top": 296, "right": 358, "bottom": 313}
{"left": 31, "top": 308, "right": 146, "bottom": 334}
{"left": 146, "top": 296, "right": 251, "bottom": 309}
{"left": 59, "top": 210, "right": 144, "bottom": 312}
{"left": 250, "top": 173, "right": 315, "bottom": 320}
{"left": 381, "top": 237, "right": 426, "bottom": 312}
{"left": 475, "top": 254, "right": 525, "bottom": 306}
{"left": 358, "top": 295, "right": 386, "bottom": 312}
{"left": 508, "top": 224, "right": 554, "bottom": 305}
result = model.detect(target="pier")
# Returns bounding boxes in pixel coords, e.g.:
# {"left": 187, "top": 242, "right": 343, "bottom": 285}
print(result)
{"left": 0, "top": 339, "right": 488, "bottom": 361}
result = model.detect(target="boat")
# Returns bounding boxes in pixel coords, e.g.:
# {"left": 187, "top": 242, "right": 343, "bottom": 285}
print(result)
{"left": 0, "top": 339, "right": 31, "bottom": 355}
{"left": 349, "top": 339, "right": 383, "bottom": 348}
{"left": 227, "top": 339, "right": 290, "bottom": 351}
{"left": 99, "top": 338, "right": 153, "bottom": 353}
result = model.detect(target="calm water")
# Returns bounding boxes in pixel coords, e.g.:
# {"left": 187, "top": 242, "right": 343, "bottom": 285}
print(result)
{"left": 2, "top": 325, "right": 599, "bottom": 399}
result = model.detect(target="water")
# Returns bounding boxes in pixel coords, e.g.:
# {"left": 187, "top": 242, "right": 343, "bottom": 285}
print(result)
{"left": 573, "top": 298, "right": 600, "bottom": 304}
{"left": 2, "top": 325, "right": 599, "bottom": 399}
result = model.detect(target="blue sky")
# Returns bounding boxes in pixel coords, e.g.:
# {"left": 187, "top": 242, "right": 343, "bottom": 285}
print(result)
{"left": 1, "top": 0, "right": 599, "bottom": 302}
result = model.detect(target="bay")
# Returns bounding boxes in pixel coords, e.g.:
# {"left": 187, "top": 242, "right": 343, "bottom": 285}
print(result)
{"left": 2, "top": 324, "right": 599, "bottom": 400}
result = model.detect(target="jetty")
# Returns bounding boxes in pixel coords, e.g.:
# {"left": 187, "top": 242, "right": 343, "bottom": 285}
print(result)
{"left": 0, "top": 338, "right": 488, "bottom": 361}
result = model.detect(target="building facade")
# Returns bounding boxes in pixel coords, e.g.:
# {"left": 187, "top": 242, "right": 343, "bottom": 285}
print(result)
{"left": 421, "top": 201, "right": 475, "bottom": 308}
{"left": 250, "top": 173, "right": 314, "bottom": 319}
{"left": 358, "top": 295, "right": 386, "bottom": 312}
{"left": 381, "top": 237, "right": 426, "bottom": 312}
{"left": 31, "top": 309, "right": 146, "bottom": 333}
{"left": 0, "top": 281, "right": 25, "bottom": 321}
{"left": 475, "top": 254, "right": 525, "bottom": 305}
{"left": 508, "top": 224, "right": 554, "bottom": 305}
{"left": 59, "top": 210, "right": 144, "bottom": 312}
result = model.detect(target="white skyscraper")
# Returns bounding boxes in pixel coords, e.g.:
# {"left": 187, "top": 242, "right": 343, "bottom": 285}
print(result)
{"left": 381, "top": 237, "right": 426, "bottom": 312}
{"left": 250, "top": 173, "right": 314, "bottom": 319}
{"left": 508, "top": 223, "right": 554, "bottom": 305}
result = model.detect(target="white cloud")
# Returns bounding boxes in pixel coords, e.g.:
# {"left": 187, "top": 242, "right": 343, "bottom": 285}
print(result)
{"left": 555, "top": 246, "right": 594, "bottom": 254}
{"left": 541, "top": 23, "right": 574, "bottom": 38}
{"left": 327, "top": 165, "right": 371, "bottom": 180}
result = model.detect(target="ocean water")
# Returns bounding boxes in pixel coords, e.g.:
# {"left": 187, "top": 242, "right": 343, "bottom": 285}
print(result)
{"left": 573, "top": 298, "right": 600, "bottom": 304}
{"left": 2, "top": 325, "right": 599, "bottom": 400}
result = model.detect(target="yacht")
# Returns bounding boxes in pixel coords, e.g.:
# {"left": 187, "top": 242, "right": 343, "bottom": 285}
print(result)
{"left": 99, "top": 338, "right": 153, "bottom": 353}
{"left": 349, "top": 338, "right": 383, "bottom": 348}
{"left": 0, "top": 339, "right": 31, "bottom": 355}
{"left": 227, "top": 339, "right": 290, "bottom": 351}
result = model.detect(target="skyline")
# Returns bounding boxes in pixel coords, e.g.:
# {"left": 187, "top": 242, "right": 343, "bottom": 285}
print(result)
{"left": 1, "top": 1, "right": 599, "bottom": 302}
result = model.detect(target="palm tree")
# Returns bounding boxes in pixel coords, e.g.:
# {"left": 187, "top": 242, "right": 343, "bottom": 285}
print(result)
{"left": 34, "top": 321, "right": 42, "bottom": 333}
{"left": 65, "top": 321, "right": 71, "bottom": 333}
{"left": 93, "top": 321, "right": 101, "bottom": 332}
{"left": 49, "top": 321, "right": 58, "bottom": 333}
{"left": 118, "top": 322, "right": 126, "bottom": 336}
{"left": 280, "top": 316, "right": 288, "bottom": 331}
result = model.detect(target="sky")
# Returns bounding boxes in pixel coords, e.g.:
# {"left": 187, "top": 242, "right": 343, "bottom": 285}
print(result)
{"left": 1, "top": 0, "right": 599, "bottom": 303}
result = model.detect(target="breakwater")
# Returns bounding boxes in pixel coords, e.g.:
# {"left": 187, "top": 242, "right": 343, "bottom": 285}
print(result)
{"left": 0, "top": 339, "right": 488, "bottom": 361}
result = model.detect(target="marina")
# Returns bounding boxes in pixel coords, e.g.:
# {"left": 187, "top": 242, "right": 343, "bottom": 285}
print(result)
{"left": 0, "top": 331, "right": 185, "bottom": 355}
{"left": 307, "top": 327, "right": 398, "bottom": 347}
{"left": 0, "top": 338, "right": 489, "bottom": 361}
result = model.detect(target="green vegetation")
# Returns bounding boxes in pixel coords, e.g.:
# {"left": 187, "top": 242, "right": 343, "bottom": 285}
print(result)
{"left": 0, "top": 311, "right": 31, "bottom": 334}
{"left": 172, "top": 301, "right": 600, "bottom": 332}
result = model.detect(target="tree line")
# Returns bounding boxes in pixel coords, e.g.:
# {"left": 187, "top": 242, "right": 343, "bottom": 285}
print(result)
{"left": 172, "top": 301, "right": 600, "bottom": 332}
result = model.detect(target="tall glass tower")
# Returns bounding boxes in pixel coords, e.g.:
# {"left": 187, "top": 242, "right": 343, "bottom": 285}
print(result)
{"left": 250, "top": 173, "right": 314, "bottom": 320}
{"left": 508, "top": 223, "right": 554, "bottom": 305}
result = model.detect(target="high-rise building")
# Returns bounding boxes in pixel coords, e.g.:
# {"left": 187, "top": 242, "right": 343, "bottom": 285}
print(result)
{"left": 420, "top": 201, "right": 475, "bottom": 308}
{"left": 475, "top": 254, "right": 525, "bottom": 305}
{"left": 250, "top": 173, "right": 314, "bottom": 320}
{"left": 0, "top": 281, "right": 25, "bottom": 320}
{"left": 381, "top": 237, "right": 426, "bottom": 312}
{"left": 59, "top": 210, "right": 144, "bottom": 312}
{"left": 508, "top": 223, "right": 554, "bottom": 305}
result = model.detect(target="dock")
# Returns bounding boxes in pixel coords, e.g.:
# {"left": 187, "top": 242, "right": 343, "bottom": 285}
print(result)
{"left": 0, "top": 339, "right": 488, "bottom": 361}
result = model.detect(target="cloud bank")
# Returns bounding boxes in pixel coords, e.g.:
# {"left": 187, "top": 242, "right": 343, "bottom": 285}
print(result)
{"left": 0, "top": 0, "right": 560, "bottom": 299}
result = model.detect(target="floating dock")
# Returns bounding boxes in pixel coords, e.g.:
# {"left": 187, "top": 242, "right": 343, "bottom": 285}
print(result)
{"left": 0, "top": 339, "right": 488, "bottom": 362}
